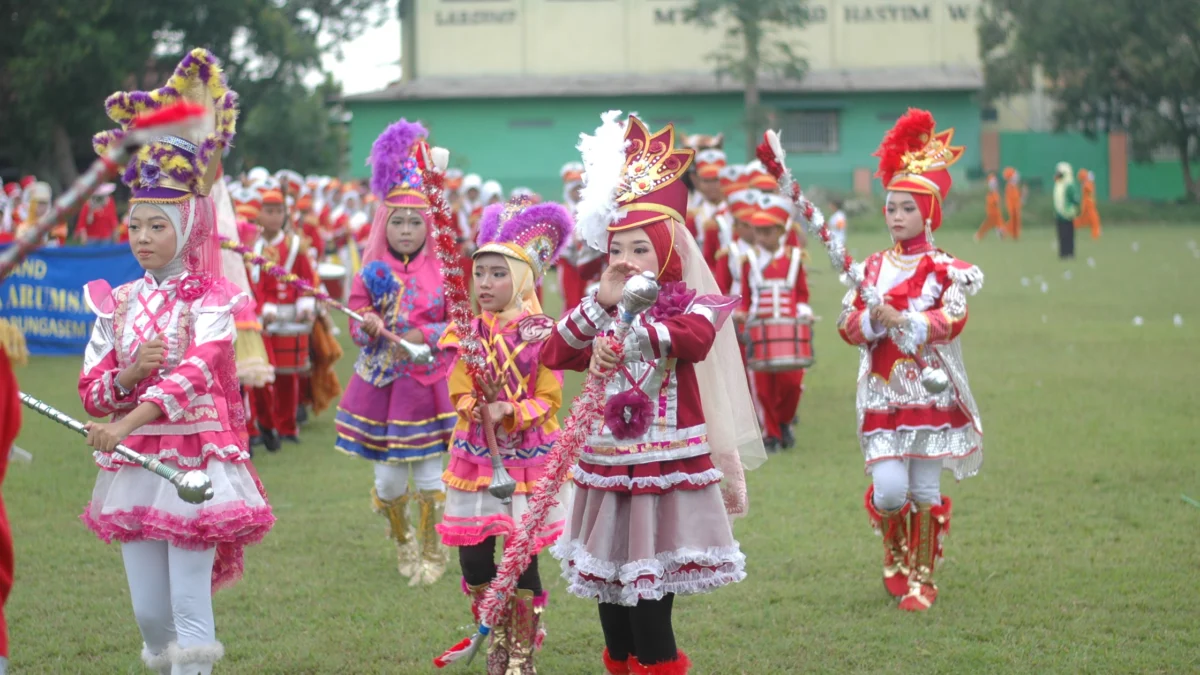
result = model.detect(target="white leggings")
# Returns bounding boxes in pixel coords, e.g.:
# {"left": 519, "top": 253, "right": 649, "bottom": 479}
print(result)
{"left": 121, "top": 541, "right": 216, "bottom": 654}
{"left": 870, "top": 458, "right": 943, "bottom": 511}
{"left": 374, "top": 456, "right": 444, "bottom": 500}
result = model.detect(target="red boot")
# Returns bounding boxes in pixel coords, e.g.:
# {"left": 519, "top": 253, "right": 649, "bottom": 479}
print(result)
{"left": 602, "top": 648, "right": 631, "bottom": 675}
{"left": 898, "top": 497, "right": 952, "bottom": 612}
{"left": 864, "top": 486, "right": 911, "bottom": 598}
{"left": 629, "top": 650, "right": 691, "bottom": 675}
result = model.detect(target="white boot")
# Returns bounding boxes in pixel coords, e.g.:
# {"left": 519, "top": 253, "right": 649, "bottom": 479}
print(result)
{"left": 141, "top": 643, "right": 173, "bottom": 675}
{"left": 168, "top": 642, "right": 224, "bottom": 675}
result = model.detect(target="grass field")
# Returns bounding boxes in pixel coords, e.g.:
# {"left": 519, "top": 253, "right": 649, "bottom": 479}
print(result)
{"left": 7, "top": 221, "right": 1200, "bottom": 673}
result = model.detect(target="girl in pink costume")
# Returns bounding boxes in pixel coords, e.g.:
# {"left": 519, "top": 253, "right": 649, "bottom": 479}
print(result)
{"left": 79, "top": 49, "right": 274, "bottom": 675}
{"left": 436, "top": 197, "right": 574, "bottom": 674}
{"left": 334, "top": 119, "right": 456, "bottom": 586}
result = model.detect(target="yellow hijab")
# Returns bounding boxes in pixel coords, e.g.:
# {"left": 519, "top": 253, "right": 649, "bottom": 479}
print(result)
{"left": 474, "top": 252, "right": 541, "bottom": 328}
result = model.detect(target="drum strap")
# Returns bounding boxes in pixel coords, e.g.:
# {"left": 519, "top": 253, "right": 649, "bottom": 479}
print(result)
{"left": 285, "top": 234, "right": 301, "bottom": 273}
{"left": 251, "top": 238, "right": 266, "bottom": 284}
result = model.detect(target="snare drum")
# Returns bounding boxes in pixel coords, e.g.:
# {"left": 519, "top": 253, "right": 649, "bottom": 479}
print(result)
{"left": 319, "top": 262, "right": 347, "bottom": 302}
{"left": 743, "top": 317, "right": 814, "bottom": 372}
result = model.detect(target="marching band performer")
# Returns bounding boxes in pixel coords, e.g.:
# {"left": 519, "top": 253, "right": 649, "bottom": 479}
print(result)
{"left": 738, "top": 193, "right": 812, "bottom": 452}
{"left": 79, "top": 49, "right": 274, "bottom": 674}
{"left": 975, "top": 173, "right": 1006, "bottom": 241}
{"left": 545, "top": 113, "right": 765, "bottom": 675}
{"left": 1074, "top": 168, "right": 1101, "bottom": 239}
{"left": 248, "top": 178, "right": 317, "bottom": 446}
{"left": 687, "top": 148, "right": 727, "bottom": 273}
{"left": 557, "top": 162, "right": 605, "bottom": 312}
{"left": 437, "top": 197, "right": 574, "bottom": 674}
{"left": 334, "top": 119, "right": 457, "bottom": 586}
{"left": 1003, "top": 166, "right": 1023, "bottom": 240}
{"left": 840, "top": 108, "right": 984, "bottom": 613}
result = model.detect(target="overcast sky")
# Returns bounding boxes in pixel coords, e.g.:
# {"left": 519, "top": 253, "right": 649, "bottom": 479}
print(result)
{"left": 319, "top": 1, "right": 402, "bottom": 95}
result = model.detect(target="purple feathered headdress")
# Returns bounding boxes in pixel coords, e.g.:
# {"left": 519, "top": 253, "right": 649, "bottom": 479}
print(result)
{"left": 92, "top": 48, "right": 237, "bottom": 202}
{"left": 368, "top": 118, "right": 429, "bottom": 207}
{"left": 474, "top": 197, "right": 574, "bottom": 279}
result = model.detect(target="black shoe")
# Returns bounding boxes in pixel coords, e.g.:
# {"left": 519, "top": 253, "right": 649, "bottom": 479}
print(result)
{"left": 249, "top": 435, "right": 265, "bottom": 448}
{"left": 765, "top": 437, "right": 781, "bottom": 453}
{"left": 296, "top": 406, "right": 309, "bottom": 426}
{"left": 282, "top": 434, "right": 301, "bottom": 444}
{"left": 262, "top": 428, "right": 282, "bottom": 452}
{"left": 781, "top": 425, "right": 796, "bottom": 450}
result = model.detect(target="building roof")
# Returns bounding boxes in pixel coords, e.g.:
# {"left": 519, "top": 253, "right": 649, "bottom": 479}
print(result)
{"left": 345, "top": 67, "right": 983, "bottom": 102}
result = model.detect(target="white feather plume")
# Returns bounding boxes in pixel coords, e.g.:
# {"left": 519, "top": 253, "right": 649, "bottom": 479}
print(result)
{"left": 575, "top": 110, "right": 632, "bottom": 252}
{"left": 430, "top": 147, "right": 450, "bottom": 172}
{"left": 766, "top": 129, "right": 786, "bottom": 164}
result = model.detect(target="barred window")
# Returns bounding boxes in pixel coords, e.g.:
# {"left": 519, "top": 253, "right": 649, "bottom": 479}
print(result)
{"left": 780, "top": 110, "right": 839, "bottom": 154}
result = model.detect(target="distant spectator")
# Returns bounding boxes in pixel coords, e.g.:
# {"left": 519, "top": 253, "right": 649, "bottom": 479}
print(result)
{"left": 1053, "top": 162, "right": 1081, "bottom": 259}
{"left": 829, "top": 199, "right": 847, "bottom": 244}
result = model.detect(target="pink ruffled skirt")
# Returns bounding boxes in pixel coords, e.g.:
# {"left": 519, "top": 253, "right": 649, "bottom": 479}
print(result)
{"left": 437, "top": 451, "right": 570, "bottom": 553}
{"left": 81, "top": 458, "right": 274, "bottom": 591}
{"left": 551, "top": 454, "right": 745, "bottom": 607}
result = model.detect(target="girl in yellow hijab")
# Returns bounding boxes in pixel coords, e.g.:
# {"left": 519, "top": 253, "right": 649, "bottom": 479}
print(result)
{"left": 436, "top": 197, "right": 574, "bottom": 674}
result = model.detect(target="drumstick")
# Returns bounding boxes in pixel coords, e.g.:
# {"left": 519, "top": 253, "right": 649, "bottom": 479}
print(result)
{"left": 219, "top": 238, "right": 434, "bottom": 365}
{"left": 753, "top": 131, "right": 949, "bottom": 394}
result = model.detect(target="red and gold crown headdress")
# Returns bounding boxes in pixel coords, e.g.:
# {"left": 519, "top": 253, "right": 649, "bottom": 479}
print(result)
{"left": 575, "top": 111, "right": 695, "bottom": 251}
{"left": 873, "top": 108, "right": 964, "bottom": 203}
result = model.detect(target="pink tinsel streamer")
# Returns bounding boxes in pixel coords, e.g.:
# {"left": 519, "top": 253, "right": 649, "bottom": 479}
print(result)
{"left": 475, "top": 335, "right": 626, "bottom": 636}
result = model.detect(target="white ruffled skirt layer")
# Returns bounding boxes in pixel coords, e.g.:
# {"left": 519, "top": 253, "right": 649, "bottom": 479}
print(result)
{"left": 550, "top": 481, "right": 745, "bottom": 607}
{"left": 81, "top": 460, "right": 274, "bottom": 591}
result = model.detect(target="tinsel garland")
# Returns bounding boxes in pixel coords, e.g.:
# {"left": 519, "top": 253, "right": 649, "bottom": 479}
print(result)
{"left": 424, "top": 160, "right": 635, "bottom": 668}
{"left": 218, "top": 237, "right": 410, "bottom": 346}
{"left": 420, "top": 168, "right": 487, "bottom": 381}
{"left": 433, "top": 334, "right": 630, "bottom": 669}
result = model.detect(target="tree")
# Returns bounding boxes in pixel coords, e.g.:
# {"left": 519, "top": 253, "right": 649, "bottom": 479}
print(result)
{"left": 980, "top": 0, "right": 1200, "bottom": 201}
{"left": 683, "top": 0, "right": 810, "bottom": 158}
{"left": 0, "top": 0, "right": 388, "bottom": 186}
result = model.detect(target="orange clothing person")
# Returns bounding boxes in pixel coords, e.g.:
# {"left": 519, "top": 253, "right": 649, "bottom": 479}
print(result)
{"left": 1002, "top": 167, "right": 1022, "bottom": 240}
{"left": 975, "top": 173, "right": 1005, "bottom": 241}
{"left": 1074, "top": 169, "right": 1101, "bottom": 239}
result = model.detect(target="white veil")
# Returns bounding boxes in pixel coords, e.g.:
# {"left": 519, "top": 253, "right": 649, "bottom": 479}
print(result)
{"left": 211, "top": 178, "right": 253, "bottom": 295}
{"left": 671, "top": 220, "right": 766, "bottom": 518}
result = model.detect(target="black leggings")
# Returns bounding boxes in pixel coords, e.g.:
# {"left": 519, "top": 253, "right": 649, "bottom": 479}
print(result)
{"left": 457, "top": 536, "right": 542, "bottom": 593}
{"left": 598, "top": 595, "right": 677, "bottom": 665}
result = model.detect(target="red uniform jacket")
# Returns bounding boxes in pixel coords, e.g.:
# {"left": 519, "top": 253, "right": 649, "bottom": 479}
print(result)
{"left": 250, "top": 231, "right": 318, "bottom": 318}
{"left": 740, "top": 246, "right": 810, "bottom": 318}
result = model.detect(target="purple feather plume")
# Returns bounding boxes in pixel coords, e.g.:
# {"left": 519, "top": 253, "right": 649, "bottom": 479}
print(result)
{"left": 475, "top": 198, "right": 575, "bottom": 272}
{"left": 368, "top": 118, "right": 428, "bottom": 201}
{"left": 475, "top": 203, "right": 505, "bottom": 249}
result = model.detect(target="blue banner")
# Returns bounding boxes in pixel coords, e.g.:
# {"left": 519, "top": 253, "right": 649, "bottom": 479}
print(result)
{"left": 0, "top": 244, "right": 144, "bottom": 356}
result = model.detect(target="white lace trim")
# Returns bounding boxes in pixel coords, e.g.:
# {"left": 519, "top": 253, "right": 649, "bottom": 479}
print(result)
{"left": 551, "top": 538, "right": 746, "bottom": 606}
{"left": 93, "top": 442, "right": 248, "bottom": 470}
{"left": 572, "top": 465, "right": 723, "bottom": 491}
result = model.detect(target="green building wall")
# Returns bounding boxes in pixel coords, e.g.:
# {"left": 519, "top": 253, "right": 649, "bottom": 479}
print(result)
{"left": 346, "top": 90, "right": 982, "bottom": 199}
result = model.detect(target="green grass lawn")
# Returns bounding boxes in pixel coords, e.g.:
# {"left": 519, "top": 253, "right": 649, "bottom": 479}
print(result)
{"left": 7, "top": 222, "right": 1200, "bottom": 673}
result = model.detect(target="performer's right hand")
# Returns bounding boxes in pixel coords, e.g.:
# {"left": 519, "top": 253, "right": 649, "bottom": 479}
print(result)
{"left": 362, "top": 314, "right": 383, "bottom": 338}
{"left": 133, "top": 338, "right": 167, "bottom": 379}
{"left": 596, "top": 261, "right": 641, "bottom": 309}
{"left": 589, "top": 337, "right": 621, "bottom": 377}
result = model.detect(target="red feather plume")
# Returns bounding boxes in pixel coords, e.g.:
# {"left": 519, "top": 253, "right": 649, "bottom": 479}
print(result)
{"left": 873, "top": 108, "right": 936, "bottom": 185}
{"left": 130, "top": 102, "right": 207, "bottom": 130}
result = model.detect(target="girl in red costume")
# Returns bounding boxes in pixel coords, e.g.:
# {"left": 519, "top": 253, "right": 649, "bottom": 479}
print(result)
{"left": 838, "top": 109, "right": 984, "bottom": 612}
{"left": 544, "top": 112, "right": 765, "bottom": 675}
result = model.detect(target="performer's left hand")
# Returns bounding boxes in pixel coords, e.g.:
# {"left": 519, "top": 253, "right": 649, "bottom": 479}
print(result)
{"left": 589, "top": 338, "right": 621, "bottom": 377}
{"left": 84, "top": 420, "right": 131, "bottom": 453}
{"left": 297, "top": 309, "right": 314, "bottom": 323}
{"left": 472, "top": 401, "right": 514, "bottom": 424}
{"left": 871, "top": 305, "right": 905, "bottom": 330}
{"left": 402, "top": 329, "right": 425, "bottom": 344}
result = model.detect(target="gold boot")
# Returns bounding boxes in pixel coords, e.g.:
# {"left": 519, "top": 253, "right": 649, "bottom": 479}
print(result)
{"left": 898, "top": 497, "right": 952, "bottom": 612}
{"left": 409, "top": 489, "right": 448, "bottom": 586}
{"left": 371, "top": 488, "right": 419, "bottom": 578}
{"left": 487, "top": 590, "right": 545, "bottom": 675}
